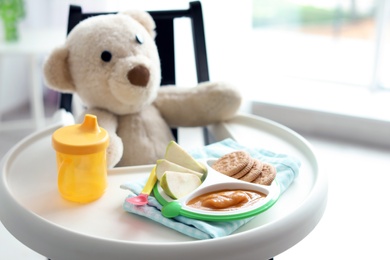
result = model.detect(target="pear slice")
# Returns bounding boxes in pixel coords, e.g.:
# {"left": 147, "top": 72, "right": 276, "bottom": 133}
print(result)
{"left": 155, "top": 159, "right": 203, "bottom": 181}
{"left": 160, "top": 171, "right": 202, "bottom": 199}
{"left": 164, "top": 141, "right": 207, "bottom": 173}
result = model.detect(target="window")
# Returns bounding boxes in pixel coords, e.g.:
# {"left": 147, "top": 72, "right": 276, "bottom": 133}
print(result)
{"left": 251, "top": 0, "right": 389, "bottom": 91}
{"left": 202, "top": 0, "right": 390, "bottom": 146}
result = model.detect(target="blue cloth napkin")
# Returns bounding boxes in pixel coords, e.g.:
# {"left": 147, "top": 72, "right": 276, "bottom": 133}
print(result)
{"left": 121, "top": 138, "right": 301, "bottom": 240}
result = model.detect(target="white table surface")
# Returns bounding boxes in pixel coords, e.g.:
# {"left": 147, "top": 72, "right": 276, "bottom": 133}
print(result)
{"left": 0, "top": 113, "right": 327, "bottom": 260}
{"left": 0, "top": 29, "right": 65, "bottom": 54}
{"left": 0, "top": 29, "right": 65, "bottom": 131}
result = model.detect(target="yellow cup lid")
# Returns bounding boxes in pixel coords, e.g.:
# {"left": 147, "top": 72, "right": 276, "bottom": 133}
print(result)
{"left": 52, "top": 114, "right": 109, "bottom": 155}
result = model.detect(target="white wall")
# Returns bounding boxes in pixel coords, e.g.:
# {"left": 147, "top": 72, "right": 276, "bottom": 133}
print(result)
{"left": 0, "top": 56, "right": 29, "bottom": 112}
{"left": 0, "top": 0, "right": 55, "bottom": 113}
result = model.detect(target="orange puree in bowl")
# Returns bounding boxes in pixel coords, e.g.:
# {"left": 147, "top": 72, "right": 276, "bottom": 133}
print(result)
{"left": 187, "top": 190, "right": 266, "bottom": 211}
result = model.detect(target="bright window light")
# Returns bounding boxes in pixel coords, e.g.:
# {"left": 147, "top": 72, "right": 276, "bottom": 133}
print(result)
{"left": 251, "top": 0, "right": 390, "bottom": 91}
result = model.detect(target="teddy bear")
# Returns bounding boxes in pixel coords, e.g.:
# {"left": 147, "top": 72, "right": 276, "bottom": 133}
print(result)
{"left": 43, "top": 9, "right": 242, "bottom": 168}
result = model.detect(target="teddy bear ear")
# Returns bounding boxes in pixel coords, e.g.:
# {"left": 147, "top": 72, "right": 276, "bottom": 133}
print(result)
{"left": 120, "top": 10, "right": 157, "bottom": 39}
{"left": 43, "top": 46, "right": 76, "bottom": 93}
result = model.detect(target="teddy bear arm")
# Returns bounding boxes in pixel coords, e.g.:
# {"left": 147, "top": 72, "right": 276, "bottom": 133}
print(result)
{"left": 79, "top": 109, "right": 123, "bottom": 168}
{"left": 155, "top": 81, "right": 242, "bottom": 127}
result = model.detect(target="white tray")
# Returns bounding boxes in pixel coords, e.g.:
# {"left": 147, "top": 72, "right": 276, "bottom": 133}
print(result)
{"left": 0, "top": 114, "right": 327, "bottom": 260}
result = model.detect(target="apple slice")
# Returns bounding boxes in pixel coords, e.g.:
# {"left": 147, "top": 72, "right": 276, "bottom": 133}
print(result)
{"left": 155, "top": 159, "right": 203, "bottom": 181}
{"left": 160, "top": 171, "right": 201, "bottom": 199}
{"left": 164, "top": 141, "right": 207, "bottom": 174}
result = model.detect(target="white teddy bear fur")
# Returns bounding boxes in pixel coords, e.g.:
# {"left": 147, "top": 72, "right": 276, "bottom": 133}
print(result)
{"left": 44, "top": 10, "right": 241, "bottom": 167}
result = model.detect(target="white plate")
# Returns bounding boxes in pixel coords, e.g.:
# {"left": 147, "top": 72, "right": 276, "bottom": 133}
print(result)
{"left": 154, "top": 159, "right": 280, "bottom": 221}
{"left": 0, "top": 114, "right": 327, "bottom": 260}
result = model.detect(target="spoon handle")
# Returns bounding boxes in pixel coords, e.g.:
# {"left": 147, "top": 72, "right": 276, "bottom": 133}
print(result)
{"left": 141, "top": 166, "right": 157, "bottom": 195}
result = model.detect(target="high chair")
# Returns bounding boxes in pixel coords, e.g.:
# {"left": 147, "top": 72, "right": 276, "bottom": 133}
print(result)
{"left": 0, "top": 2, "right": 327, "bottom": 260}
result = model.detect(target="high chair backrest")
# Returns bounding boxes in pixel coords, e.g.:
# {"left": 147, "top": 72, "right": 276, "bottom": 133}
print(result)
{"left": 59, "top": 1, "right": 209, "bottom": 114}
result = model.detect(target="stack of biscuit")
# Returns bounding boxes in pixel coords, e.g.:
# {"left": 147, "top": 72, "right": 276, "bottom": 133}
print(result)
{"left": 211, "top": 151, "right": 276, "bottom": 186}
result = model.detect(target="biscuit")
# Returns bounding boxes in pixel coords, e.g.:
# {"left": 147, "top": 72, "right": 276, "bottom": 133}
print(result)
{"left": 212, "top": 151, "right": 251, "bottom": 176}
{"left": 231, "top": 157, "right": 255, "bottom": 179}
{"left": 240, "top": 159, "right": 263, "bottom": 183}
{"left": 253, "top": 163, "right": 277, "bottom": 185}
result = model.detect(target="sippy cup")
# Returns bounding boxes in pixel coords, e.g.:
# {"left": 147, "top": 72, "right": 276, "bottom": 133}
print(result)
{"left": 52, "top": 114, "right": 109, "bottom": 203}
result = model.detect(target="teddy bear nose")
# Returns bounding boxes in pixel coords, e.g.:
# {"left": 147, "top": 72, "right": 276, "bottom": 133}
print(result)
{"left": 127, "top": 65, "right": 150, "bottom": 87}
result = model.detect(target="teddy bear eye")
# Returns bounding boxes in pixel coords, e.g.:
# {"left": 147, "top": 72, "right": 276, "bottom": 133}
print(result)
{"left": 135, "top": 34, "right": 143, "bottom": 44}
{"left": 101, "top": 51, "right": 112, "bottom": 62}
